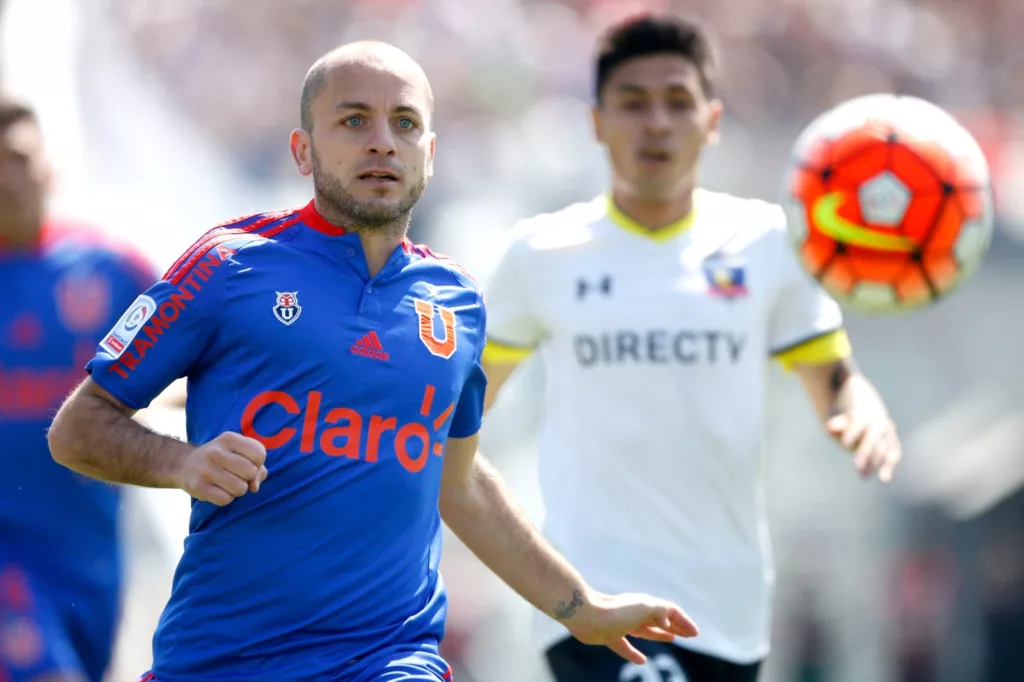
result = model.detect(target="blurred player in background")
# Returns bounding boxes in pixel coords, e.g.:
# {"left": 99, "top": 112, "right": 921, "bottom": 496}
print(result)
{"left": 48, "top": 41, "right": 699, "bottom": 682}
{"left": 481, "top": 15, "right": 903, "bottom": 682}
{"left": 0, "top": 98, "right": 155, "bottom": 682}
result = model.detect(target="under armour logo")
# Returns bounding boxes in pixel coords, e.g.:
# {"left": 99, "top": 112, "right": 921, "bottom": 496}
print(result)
{"left": 577, "top": 275, "right": 612, "bottom": 300}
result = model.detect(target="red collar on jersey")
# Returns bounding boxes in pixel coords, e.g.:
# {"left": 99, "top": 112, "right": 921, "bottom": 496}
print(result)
{"left": 0, "top": 222, "right": 56, "bottom": 254}
{"left": 298, "top": 200, "right": 347, "bottom": 237}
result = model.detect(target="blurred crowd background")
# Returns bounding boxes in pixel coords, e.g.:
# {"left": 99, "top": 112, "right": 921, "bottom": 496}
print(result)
{"left": 3, "top": 0, "right": 1023, "bottom": 680}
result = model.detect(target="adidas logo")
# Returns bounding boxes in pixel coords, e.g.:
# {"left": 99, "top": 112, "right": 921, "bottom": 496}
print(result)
{"left": 351, "top": 330, "right": 389, "bottom": 361}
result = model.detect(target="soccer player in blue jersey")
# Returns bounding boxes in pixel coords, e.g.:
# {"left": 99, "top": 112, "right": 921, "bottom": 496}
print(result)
{"left": 47, "top": 41, "right": 699, "bottom": 682}
{"left": 0, "top": 98, "right": 156, "bottom": 682}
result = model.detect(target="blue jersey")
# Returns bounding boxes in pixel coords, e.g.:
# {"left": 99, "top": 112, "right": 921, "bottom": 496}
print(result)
{"left": 87, "top": 201, "right": 488, "bottom": 681}
{"left": 0, "top": 221, "right": 153, "bottom": 596}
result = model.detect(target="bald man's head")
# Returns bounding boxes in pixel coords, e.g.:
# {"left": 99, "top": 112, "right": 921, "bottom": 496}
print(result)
{"left": 289, "top": 40, "right": 437, "bottom": 236}
{"left": 299, "top": 41, "right": 434, "bottom": 133}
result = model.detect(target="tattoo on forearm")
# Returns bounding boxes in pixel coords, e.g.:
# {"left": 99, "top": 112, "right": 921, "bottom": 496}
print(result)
{"left": 829, "top": 358, "right": 857, "bottom": 394}
{"left": 554, "top": 589, "right": 584, "bottom": 620}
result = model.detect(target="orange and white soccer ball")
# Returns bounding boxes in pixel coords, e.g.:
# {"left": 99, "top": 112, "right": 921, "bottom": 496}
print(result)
{"left": 781, "top": 94, "right": 995, "bottom": 315}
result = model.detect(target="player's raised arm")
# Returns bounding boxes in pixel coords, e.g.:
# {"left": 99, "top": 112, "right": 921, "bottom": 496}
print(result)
{"left": 769, "top": 219, "right": 901, "bottom": 484}
{"left": 791, "top": 352, "right": 901, "bottom": 484}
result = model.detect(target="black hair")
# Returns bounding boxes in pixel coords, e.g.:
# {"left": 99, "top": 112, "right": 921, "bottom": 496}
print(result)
{"left": 594, "top": 14, "right": 716, "bottom": 103}
{"left": 0, "top": 97, "right": 37, "bottom": 129}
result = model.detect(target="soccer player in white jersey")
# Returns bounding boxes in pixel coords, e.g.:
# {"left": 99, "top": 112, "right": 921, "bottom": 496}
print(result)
{"left": 481, "top": 14, "right": 902, "bottom": 682}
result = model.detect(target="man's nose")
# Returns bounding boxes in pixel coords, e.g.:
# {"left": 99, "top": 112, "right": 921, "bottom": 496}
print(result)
{"left": 366, "top": 121, "right": 398, "bottom": 156}
{"left": 645, "top": 105, "right": 672, "bottom": 134}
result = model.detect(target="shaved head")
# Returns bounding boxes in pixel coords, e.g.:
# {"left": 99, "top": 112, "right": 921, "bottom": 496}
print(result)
{"left": 300, "top": 41, "right": 434, "bottom": 133}
{"left": 290, "top": 39, "right": 437, "bottom": 237}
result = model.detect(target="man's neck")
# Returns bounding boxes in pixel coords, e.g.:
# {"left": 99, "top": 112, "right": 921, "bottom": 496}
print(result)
{"left": 611, "top": 187, "right": 695, "bottom": 231}
{"left": 313, "top": 196, "right": 407, "bottom": 278}
{"left": 355, "top": 228, "right": 406, "bottom": 278}
{"left": 0, "top": 222, "right": 44, "bottom": 251}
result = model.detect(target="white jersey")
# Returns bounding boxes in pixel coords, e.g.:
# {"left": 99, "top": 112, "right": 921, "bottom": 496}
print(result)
{"left": 483, "top": 189, "right": 843, "bottom": 663}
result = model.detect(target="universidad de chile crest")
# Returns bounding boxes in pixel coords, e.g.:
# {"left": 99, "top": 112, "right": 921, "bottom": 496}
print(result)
{"left": 273, "top": 291, "right": 302, "bottom": 325}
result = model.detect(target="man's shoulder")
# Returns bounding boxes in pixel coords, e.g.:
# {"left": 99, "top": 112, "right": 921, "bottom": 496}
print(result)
{"left": 506, "top": 195, "right": 608, "bottom": 253}
{"left": 40, "top": 218, "right": 157, "bottom": 287}
{"left": 43, "top": 218, "right": 143, "bottom": 261}
{"left": 697, "top": 189, "right": 787, "bottom": 240}
{"left": 405, "top": 241, "right": 481, "bottom": 294}
{"left": 694, "top": 190, "right": 810, "bottom": 293}
{"left": 515, "top": 195, "right": 609, "bottom": 235}
{"left": 160, "top": 208, "right": 303, "bottom": 284}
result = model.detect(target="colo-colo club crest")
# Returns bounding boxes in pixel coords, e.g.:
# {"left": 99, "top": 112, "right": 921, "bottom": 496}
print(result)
{"left": 273, "top": 291, "right": 302, "bottom": 325}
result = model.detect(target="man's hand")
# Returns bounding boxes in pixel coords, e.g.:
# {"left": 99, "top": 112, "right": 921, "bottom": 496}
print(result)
{"left": 794, "top": 357, "right": 901, "bottom": 484}
{"left": 825, "top": 407, "right": 901, "bottom": 483}
{"left": 562, "top": 590, "right": 699, "bottom": 664}
{"left": 176, "top": 432, "right": 269, "bottom": 505}
{"left": 439, "top": 438, "right": 698, "bottom": 665}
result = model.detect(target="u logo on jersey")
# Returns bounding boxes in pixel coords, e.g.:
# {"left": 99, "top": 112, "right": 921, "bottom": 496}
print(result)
{"left": 273, "top": 291, "right": 302, "bottom": 326}
{"left": 413, "top": 298, "right": 456, "bottom": 359}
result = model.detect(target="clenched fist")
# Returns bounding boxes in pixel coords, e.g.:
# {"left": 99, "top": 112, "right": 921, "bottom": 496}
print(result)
{"left": 177, "top": 432, "right": 268, "bottom": 506}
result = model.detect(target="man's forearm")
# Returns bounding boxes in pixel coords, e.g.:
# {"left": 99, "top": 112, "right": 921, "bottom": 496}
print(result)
{"left": 439, "top": 455, "right": 591, "bottom": 623}
{"left": 49, "top": 382, "right": 193, "bottom": 488}
{"left": 831, "top": 365, "right": 886, "bottom": 417}
{"left": 797, "top": 356, "right": 875, "bottom": 421}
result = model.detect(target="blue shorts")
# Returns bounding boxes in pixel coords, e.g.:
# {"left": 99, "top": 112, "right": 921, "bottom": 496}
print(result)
{"left": 0, "top": 562, "right": 117, "bottom": 682}
{"left": 137, "top": 647, "right": 454, "bottom": 682}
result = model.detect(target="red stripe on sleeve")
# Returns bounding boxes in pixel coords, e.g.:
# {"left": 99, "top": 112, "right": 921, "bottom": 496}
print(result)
{"left": 162, "top": 211, "right": 292, "bottom": 281}
{"left": 166, "top": 215, "right": 299, "bottom": 285}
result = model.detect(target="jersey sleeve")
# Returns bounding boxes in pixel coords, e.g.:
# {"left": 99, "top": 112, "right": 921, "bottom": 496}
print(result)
{"left": 86, "top": 252, "right": 223, "bottom": 410}
{"left": 767, "top": 205, "right": 848, "bottom": 367}
{"left": 449, "top": 293, "right": 487, "bottom": 439}
{"left": 481, "top": 224, "right": 547, "bottom": 363}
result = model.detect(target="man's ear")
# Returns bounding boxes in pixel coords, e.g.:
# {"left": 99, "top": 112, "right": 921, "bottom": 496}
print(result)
{"left": 290, "top": 129, "right": 313, "bottom": 177}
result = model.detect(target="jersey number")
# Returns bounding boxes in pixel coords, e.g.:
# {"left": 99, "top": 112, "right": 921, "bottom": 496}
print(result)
{"left": 413, "top": 299, "right": 457, "bottom": 359}
{"left": 619, "top": 654, "right": 687, "bottom": 682}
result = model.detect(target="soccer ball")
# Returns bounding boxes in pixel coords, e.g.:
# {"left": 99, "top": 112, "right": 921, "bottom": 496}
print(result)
{"left": 781, "top": 94, "right": 995, "bottom": 315}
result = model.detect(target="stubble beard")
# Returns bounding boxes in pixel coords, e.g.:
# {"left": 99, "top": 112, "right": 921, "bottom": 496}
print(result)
{"left": 311, "top": 144, "right": 426, "bottom": 238}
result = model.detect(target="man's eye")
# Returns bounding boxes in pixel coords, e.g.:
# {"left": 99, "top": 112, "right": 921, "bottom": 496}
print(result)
{"left": 344, "top": 115, "right": 363, "bottom": 127}
{"left": 398, "top": 118, "right": 415, "bottom": 130}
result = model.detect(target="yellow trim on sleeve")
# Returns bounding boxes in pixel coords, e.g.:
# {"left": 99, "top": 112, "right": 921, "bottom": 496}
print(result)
{"left": 773, "top": 329, "right": 852, "bottom": 372}
{"left": 483, "top": 340, "right": 535, "bottom": 365}
{"left": 605, "top": 195, "right": 696, "bottom": 242}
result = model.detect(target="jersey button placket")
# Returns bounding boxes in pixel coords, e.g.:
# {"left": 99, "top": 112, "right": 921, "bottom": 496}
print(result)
{"left": 358, "top": 251, "right": 402, "bottom": 318}
{"left": 359, "top": 282, "right": 379, "bottom": 317}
